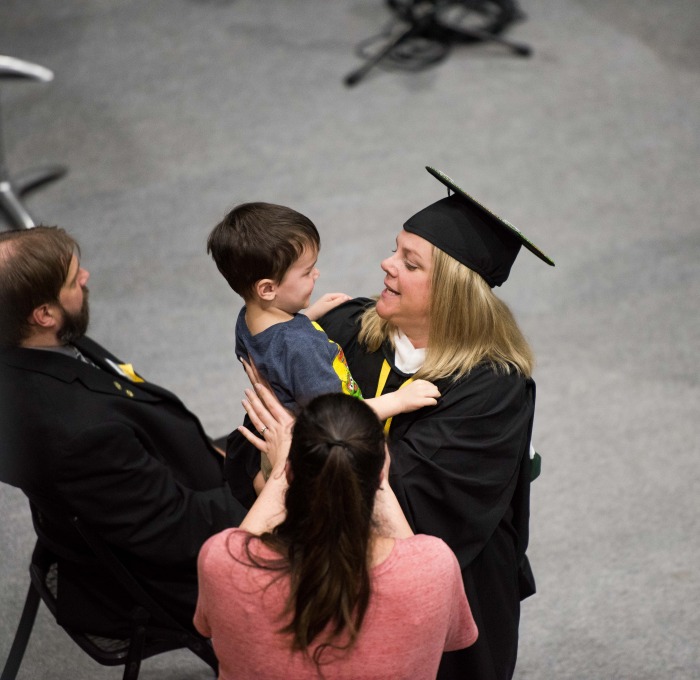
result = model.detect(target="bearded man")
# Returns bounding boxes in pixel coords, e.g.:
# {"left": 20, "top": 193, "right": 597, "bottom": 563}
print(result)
{"left": 0, "top": 226, "right": 246, "bottom": 635}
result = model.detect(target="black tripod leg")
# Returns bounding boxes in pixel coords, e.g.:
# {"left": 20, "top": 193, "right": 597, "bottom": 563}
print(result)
{"left": 344, "top": 24, "right": 420, "bottom": 87}
{"left": 447, "top": 24, "right": 532, "bottom": 56}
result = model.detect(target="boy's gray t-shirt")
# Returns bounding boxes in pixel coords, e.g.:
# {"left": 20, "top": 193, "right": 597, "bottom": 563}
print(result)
{"left": 235, "top": 307, "right": 361, "bottom": 411}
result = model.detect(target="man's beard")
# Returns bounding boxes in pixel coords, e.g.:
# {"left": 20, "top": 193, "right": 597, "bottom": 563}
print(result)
{"left": 57, "top": 289, "right": 90, "bottom": 344}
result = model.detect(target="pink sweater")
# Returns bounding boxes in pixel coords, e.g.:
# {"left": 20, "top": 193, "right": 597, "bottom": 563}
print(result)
{"left": 195, "top": 528, "right": 477, "bottom": 680}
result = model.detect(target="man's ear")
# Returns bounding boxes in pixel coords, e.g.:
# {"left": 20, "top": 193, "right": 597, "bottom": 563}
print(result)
{"left": 254, "top": 278, "right": 277, "bottom": 302}
{"left": 28, "top": 303, "right": 59, "bottom": 330}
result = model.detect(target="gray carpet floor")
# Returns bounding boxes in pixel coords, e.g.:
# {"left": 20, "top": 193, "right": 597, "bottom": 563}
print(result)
{"left": 1, "top": 1, "right": 699, "bottom": 678}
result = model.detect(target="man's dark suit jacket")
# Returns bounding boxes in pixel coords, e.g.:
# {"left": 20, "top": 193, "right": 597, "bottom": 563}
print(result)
{"left": 0, "top": 336, "right": 246, "bottom": 635}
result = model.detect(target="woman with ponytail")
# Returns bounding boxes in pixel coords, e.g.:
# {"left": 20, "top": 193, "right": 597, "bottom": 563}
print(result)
{"left": 194, "top": 390, "right": 477, "bottom": 679}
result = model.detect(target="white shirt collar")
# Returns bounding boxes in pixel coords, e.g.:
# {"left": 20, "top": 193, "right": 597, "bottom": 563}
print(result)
{"left": 392, "top": 330, "right": 426, "bottom": 375}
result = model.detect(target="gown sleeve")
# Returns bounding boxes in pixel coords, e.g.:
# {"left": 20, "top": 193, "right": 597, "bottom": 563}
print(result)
{"left": 387, "top": 367, "right": 534, "bottom": 570}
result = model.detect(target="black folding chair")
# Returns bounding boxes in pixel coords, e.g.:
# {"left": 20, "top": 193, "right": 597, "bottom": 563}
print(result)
{"left": 1, "top": 503, "right": 218, "bottom": 680}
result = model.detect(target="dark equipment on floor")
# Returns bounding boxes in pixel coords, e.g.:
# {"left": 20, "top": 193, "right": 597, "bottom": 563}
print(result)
{"left": 345, "top": 0, "right": 531, "bottom": 87}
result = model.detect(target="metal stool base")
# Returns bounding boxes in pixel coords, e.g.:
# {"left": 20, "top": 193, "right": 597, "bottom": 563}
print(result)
{"left": 0, "top": 164, "right": 66, "bottom": 229}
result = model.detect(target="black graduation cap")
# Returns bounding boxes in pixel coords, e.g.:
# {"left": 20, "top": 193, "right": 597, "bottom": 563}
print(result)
{"left": 403, "top": 166, "right": 555, "bottom": 287}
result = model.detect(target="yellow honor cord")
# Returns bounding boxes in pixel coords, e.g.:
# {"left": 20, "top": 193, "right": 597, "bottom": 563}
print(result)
{"left": 375, "top": 359, "right": 413, "bottom": 435}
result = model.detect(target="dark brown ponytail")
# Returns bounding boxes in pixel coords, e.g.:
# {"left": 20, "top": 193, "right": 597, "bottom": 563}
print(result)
{"left": 259, "top": 393, "right": 385, "bottom": 663}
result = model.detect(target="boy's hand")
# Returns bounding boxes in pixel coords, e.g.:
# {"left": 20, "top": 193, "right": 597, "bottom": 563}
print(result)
{"left": 396, "top": 379, "right": 440, "bottom": 413}
{"left": 303, "top": 293, "right": 352, "bottom": 321}
{"left": 365, "top": 379, "right": 440, "bottom": 421}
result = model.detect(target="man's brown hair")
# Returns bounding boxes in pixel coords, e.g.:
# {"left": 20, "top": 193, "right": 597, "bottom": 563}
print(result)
{"left": 0, "top": 226, "right": 78, "bottom": 347}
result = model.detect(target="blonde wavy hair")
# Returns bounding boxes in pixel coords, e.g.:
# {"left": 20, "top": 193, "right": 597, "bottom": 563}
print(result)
{"left": 358, "top": 246, "right": 534, "bottom": 381}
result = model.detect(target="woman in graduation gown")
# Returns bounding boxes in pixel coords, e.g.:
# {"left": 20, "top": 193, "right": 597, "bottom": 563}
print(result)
{"left": 317, "top": 168, "right": 554, "bottom": 680}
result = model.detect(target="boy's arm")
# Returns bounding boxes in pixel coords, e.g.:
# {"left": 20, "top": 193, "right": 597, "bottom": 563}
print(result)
{"left": 365, "top": 380, "right": 441, "bottom": 420}
{"left": 303, "top": 293, "right": 352, "bottom": 321}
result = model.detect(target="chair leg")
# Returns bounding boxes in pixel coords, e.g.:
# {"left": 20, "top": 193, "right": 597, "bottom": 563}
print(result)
{"left": 0, "top": 584, "right": 41, "bottom": 680}
{"left": 121, "top": 609, "right": 149, "bottom": 680}
{"left": 121, "top": 641, "right": 144, "bottom": 680}
{"left": 186, "top": 637, "right": 218, "bottom": 675}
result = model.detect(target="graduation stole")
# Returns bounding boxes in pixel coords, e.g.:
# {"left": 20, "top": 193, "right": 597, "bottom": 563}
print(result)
{"left": 375, "top": 359, "right": 413, "bottom": 435}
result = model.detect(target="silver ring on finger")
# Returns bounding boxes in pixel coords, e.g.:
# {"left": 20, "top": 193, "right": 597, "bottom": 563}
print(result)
{"left": 260, "top": 426, "right": 268, "bottom": 436}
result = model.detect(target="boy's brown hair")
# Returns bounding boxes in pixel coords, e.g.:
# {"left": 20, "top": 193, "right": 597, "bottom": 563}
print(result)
{"left": 207, "top": 202, "right": 320, "bottom": 299}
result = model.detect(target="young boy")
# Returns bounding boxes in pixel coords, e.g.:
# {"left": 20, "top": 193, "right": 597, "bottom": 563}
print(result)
{"left": 207, "top": 202, "right": 439, "bottom": 481}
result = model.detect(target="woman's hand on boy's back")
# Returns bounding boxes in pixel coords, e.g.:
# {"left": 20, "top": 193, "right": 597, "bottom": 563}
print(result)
{"left": 303, "top": 293, "right": 352, "bottom": 321}
{"left": 238, "top": 376, "right": 295, "bottom": 475}
{"left": 238, "top": 382, "right": 294, "bottom": 536}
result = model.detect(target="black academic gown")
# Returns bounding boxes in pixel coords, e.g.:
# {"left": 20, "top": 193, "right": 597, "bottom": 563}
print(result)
{"left": 0, "top": 336, "right": 246, "bottom": 635}
{"left": 320, "top": 299, "right": 537, "bottom": 680}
